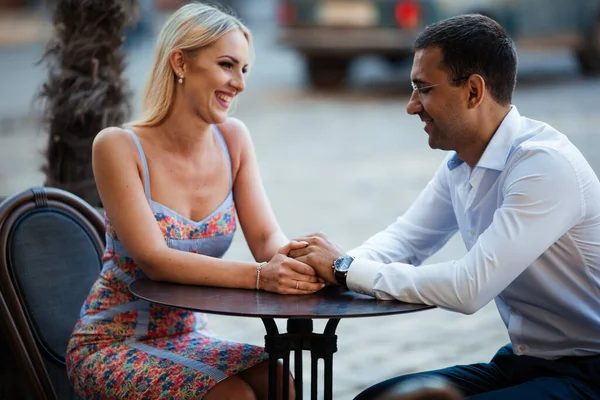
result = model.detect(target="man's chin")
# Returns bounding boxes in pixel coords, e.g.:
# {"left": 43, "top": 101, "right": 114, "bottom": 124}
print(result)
{"left": 428, "top": 136, "right": 451, "bottom": 151}
{"left": 428, "top": 136, "right": 440, "bottom": 150}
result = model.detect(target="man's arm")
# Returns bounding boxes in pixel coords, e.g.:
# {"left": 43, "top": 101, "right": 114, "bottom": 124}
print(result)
{"left": 290, "top": 158, "right": 459, "bottom": 283}
{"left": 348, "top": 161, "right": 458, "bottom": 265}
{"left": 349, "top": 148, "right": 583, "bottom": 313}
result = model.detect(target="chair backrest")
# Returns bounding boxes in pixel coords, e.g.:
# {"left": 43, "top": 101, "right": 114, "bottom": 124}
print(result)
{"left": 0, "top": 187, "right": 105, "bottom": 400}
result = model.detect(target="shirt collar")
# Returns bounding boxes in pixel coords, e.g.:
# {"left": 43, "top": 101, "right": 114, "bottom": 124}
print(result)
{"left": 447, "top": 105, "right": 522, "bottom": 172}
{"left": 447, "top": 152, "right": 463, "bottom": 170}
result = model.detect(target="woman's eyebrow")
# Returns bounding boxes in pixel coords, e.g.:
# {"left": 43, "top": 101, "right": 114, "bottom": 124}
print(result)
{"left": 218, "top": 55, "right": 239, "bottom": 64}
{"left": 218, "top": 55, "right": 248, "bottom": 67}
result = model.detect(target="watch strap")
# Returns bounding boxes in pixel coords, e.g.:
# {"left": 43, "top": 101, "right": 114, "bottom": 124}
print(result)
{"left": 333, "top": 255, "right": 354, "bottom": 287}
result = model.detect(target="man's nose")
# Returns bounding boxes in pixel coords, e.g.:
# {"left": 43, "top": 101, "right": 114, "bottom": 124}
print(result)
{"left": 406, "top": 90, "right": 422, "bottom": 115}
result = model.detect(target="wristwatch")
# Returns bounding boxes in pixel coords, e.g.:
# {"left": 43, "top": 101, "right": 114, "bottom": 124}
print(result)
{"left": 332, "top": 255, "right": 355, "bottom": 287}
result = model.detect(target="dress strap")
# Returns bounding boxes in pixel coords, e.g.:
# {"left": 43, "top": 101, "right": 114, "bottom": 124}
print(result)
{"left": 212, "top": 125, "right": 233, "bottom": 190}
{"left": 124, "top": 128, "right": 151, "bottom": 200}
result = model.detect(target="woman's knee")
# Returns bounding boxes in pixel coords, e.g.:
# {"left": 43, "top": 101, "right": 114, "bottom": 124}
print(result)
{"left": 203, "top": 375, "right": 257, "bottom": 400}
{"left": 238, "top": 360, "right": 295, "bottom": 400}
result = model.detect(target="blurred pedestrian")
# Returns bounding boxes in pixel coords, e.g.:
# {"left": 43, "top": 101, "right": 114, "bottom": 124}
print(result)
{"left": 65, "top": 3, "right": 322, "bottom": 399}
{"left": 289, "top": 14, "right": 600, "bottom": 400}
{"left": 374, "top": 376, "right": 462, "bottom": 400}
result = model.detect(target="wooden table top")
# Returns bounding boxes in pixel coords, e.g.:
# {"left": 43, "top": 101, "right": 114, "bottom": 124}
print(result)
{"left": 130, "top": 279, "right": 434, "bottom": 319}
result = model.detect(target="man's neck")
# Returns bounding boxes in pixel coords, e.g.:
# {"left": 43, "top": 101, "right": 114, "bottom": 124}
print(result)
{"left": 458, "top": 105, "right": 512, "bottom": 168}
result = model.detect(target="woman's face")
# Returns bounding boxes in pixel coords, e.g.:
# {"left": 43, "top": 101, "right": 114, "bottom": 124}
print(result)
{"left": 180, "top": 29, "right": 250, "bottom": 124}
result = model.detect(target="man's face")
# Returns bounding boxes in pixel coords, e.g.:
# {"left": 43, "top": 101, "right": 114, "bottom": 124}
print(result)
{"left": 406, "top": 47, "right": 470, "bottom": 151}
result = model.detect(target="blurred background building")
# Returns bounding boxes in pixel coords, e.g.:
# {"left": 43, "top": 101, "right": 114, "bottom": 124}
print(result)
{"left": 277, "top": 0, "right": 600, "bottom": 87}
{"left": 1, "top": 0, "right": 599, "bottom": 398}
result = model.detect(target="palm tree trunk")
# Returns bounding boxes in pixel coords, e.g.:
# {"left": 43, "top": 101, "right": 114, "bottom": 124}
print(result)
{"left": 38, "top": 0, "right": 135, "bottom": 206}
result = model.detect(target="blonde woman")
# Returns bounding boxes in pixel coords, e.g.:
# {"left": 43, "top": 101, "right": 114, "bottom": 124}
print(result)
{"left": 66, "top": 3, "right": 322, "bottom": 399}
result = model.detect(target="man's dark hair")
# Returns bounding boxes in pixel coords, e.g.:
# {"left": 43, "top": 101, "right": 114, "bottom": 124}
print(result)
{"left": 413, "top": 14, "right": 517, "bottom": 105}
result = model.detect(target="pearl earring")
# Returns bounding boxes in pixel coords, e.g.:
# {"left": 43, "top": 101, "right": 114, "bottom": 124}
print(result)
{"left": 178, "top": 72, "right": 184, "bottom": 84}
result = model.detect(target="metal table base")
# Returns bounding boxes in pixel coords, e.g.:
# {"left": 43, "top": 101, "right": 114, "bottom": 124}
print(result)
{"left": 263, "top": 318, "right": 340, "bottom": 400}
{"left": 129, "top": 280, "right": 433, "bottom": 400}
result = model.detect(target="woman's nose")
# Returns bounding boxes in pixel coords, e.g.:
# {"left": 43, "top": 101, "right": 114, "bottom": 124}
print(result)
{"left": 231, "top": 73, "right": 245, "bottom": 94}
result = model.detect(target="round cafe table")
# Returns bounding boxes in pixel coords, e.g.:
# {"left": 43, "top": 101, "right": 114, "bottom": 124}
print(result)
{"left": 129, "top": 279, "right": 433, "bottom": 400}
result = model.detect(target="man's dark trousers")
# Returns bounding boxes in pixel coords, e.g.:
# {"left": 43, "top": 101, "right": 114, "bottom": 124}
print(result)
{"left": 354, "top": 345, "right": 600, "bottom": 399}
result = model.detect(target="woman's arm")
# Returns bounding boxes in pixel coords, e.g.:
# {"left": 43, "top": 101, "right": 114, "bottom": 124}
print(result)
{"left": 218, "top": 119, "right": 325, "bottom": 292}
{"left": 218, "top": 118, "right": 291, "bottom": 260}
{"left": 93, "top": 127, "right": 320, "bottom": 293}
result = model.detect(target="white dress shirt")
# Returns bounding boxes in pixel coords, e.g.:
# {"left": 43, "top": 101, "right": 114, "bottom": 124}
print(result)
{"left": 347, "top": 106, "right": 600, "bottom": 359}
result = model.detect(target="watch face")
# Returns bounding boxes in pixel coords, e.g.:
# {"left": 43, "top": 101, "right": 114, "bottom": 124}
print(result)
{"left": 334, "top": 256, "right": 354, "bottom": 272}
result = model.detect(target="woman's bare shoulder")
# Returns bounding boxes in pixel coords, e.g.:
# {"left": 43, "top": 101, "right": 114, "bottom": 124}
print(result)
{"left": 93, "top": 126, "right": 137, "bottom": 152}
{"left": 216, "top": 118, "right": 252, "bottom": 149}
{"left": 215, "top": 118, "right": 254, "bottom": 180}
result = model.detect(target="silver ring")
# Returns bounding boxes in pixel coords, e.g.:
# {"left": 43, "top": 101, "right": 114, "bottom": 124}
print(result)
{"left": 295, "top": 280, "right": 299, "bottom": 290}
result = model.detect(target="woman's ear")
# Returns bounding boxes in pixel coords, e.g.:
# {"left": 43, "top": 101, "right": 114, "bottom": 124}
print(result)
{"left": 467, "top": 74, "right": 486, "bottom": 109}
{"left": 169, "top": 49, "right": 186, "bottom": 77}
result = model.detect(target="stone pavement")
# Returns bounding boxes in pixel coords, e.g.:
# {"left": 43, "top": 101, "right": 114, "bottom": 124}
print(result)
{"left": 2, "top": 4, "right": 600, "bottom": 399}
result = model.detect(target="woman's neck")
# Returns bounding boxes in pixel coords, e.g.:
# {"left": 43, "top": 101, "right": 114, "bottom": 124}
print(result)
{"left": 155, "top": 102, "right": 214, "bottom": 156}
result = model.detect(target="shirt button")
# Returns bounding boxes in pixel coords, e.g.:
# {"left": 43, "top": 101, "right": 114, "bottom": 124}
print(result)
{"left": 518, "top": 345, "right": 526, "bottom": 352}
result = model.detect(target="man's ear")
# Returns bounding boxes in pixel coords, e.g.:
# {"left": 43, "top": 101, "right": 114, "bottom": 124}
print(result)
{"left": 467, "top": 74, "right": 486, "bottom": 109}
{"left": 169, "top": 49, "right": 187, "bottom": 76}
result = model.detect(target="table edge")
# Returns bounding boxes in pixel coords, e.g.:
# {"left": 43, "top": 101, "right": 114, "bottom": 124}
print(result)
{"left": 129, "top": 280, "right": 435, "bottom": 319}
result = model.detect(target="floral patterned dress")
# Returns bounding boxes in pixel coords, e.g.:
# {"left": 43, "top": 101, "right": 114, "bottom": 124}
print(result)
{"left": 66, "top": 128, "right": 267, "bottom": 399}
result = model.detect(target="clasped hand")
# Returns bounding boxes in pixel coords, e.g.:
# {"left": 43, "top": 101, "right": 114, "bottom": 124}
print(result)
{"left": 260, "top": 233, "right": 344, "bottom": 294}
{"left": 258, "top": 240, "right": 324, "bottom": 294}
{"left": 289, "top": 232, "right": 344, "bottom": 285}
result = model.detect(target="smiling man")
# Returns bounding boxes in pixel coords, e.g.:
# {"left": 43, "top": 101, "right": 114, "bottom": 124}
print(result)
{"left": 290, "top": 14, "right": 600, "bottom": 399}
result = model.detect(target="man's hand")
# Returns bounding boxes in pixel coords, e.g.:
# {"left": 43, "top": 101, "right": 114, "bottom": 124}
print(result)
{"left": 257, "top": 240, "right": 324, "bottom": 294}
{"left": 288, "top": 232, "right": 344, "bottom": 284}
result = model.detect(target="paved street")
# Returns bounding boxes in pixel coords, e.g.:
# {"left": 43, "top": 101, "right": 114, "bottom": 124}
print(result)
{"left": 1, "top": 2, "right": 600, "bottom": 399}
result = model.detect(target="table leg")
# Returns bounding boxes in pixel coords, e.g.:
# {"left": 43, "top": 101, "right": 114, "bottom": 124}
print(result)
{"left": 287, "top": 319, "right": 312, "bottom": 399}
{"left": 307, "top": 318, "right": 340, "bottom": 400}
{"left": 294, "top": 335, "right": 303, "bottom": 397}
{"left": 261, "top": 318, "right": 341, "bottom": 400}
{"left": 322, "top": 319, "right": 340, "bottom": 400}
{"left": 262, "top": 318, "right": 285, "bottom": 400}
{"left": 311, "top": 352, "right": 319, "bottom": 399}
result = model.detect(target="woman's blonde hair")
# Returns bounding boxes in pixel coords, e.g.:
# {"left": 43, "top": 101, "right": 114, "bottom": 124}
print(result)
{"left": 131, "top": 2, "right": 251, "bottom": 127}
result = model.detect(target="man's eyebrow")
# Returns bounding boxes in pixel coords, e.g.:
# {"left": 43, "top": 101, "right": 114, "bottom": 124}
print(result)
{"left": 218, "top": 55, "right": 248, "bottom": 67}
{"left": 411, "top": 78, "right": 427, "bottom": 85}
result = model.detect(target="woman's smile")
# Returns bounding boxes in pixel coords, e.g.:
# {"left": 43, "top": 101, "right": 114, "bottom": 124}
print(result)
{"left": 215, "top": 90, "right": 233, "bottom": 109}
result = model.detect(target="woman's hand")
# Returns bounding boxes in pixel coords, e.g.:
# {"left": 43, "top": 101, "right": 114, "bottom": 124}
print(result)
{"left": 277, "top": 239, "right": 309, "bottom": 256}
{"left": 259, "top": 241, "right": 325, "bottom": 294}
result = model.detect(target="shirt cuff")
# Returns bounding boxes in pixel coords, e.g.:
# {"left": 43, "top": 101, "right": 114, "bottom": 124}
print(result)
{"left": 347, "top": 247, "right": 371, "bottom": 260}
{"left": 346, "top": 258, "right": 383, "bottom": 297}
